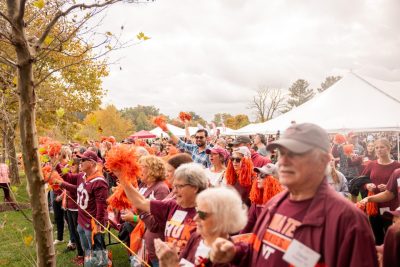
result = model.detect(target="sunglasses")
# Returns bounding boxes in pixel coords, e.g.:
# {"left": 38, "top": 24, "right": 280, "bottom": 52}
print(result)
{"left": 257, "top": 173, "right": 267, "bottom": 178}
{"left": 196, "top": 208, "right": 211, "bottom": 220}
{"left": 81, "top": 158, "right": 92, "bottom": 163}
{"left": 231, "top": 157, "right": 242, "bottom": 163}
{"left": 195, "top": 136, "right": 205, "bottom": 140}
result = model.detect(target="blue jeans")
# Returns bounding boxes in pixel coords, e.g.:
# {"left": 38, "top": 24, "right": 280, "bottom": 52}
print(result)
{"left": 77, "top": 224, "right": 92, "bottom": 252}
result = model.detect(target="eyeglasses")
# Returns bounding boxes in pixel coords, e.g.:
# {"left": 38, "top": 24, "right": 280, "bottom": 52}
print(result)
{"left": 231, "top": 157, "right": 242, "bottom": 163}
{"left": 196, "top": 208, "right": 211, "bottom": 220}
{"left": 81, "top": 158, "right": 92, "bottom": 163}
{"left": 172, "top": 183, "right": 190, "bottom": 190}
{"left": 195, "top": 136, "right": 205, "bottom": 140}
{"left": 257, "top": 173, "right": 267, "bottom": 178}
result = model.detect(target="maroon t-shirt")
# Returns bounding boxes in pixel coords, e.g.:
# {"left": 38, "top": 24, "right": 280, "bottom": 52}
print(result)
{"left": 150, "top": 199, "right": 197, "bottom": 253}
{"left": 256, "top": 196, "right": 313, "bottom": 266}
{"left": 240, "top": 203, "right": 264, "bottom": 234}
{"left": 362, "top": 161, "right": 400, "bottom": 209}
{"left": 62, "top": 175, "right": 108, "bottom": 230}
{"left": 140, "top": 181, "right": 169, "bottom": 261}
{"left": 386, "top": 168, "right": 400, "bottom": 205}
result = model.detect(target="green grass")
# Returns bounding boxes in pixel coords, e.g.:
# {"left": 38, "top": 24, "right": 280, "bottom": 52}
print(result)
{"left": 0, "top": 175, "right": 130, "bottom": 266}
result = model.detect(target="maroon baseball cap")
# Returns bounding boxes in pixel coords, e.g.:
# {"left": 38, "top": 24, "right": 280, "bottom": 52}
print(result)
{"left": 206, "top": 147, "right": 229, "bottom": 161}
{"left": 267, "top": 123, "right": 330, "bottom": 153}
{"left": 76, "top": 150, "right": 101, "bottom": 163}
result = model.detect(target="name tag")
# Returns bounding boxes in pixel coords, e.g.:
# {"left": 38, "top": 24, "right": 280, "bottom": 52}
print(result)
{"left": 179, "top": 258, "right": 194, "bottom": 267}
{"left": 170, "top": 210, "right": 187, "bottom": 225}
{"left": 283, "top": 239, "right": 321, "bottom": 267}
{"left": 379, "top": 207, "right": 390, "bottom": 215}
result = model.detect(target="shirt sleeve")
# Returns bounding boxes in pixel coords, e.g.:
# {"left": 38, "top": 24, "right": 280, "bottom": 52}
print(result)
{"left": 386, "top": 169, "right": 400, "bottom": 200}
{"left": 338, "top": 172, "right": 350, "bottom": 198}
{"left": 177, "top": 139, "right": 196, "bottom": 154}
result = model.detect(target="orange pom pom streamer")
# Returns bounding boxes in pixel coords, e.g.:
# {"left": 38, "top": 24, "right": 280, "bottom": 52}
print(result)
{"left": 47, "top": 141, "right": 62, "bottom": 157}
{"left": 104, "top": 144, "right": 141, "bottom": 188}
{"left": 152, "top": 116, "right": 168, "bottom": 132}
{"left": 39, "top": 136, "right": 51, "bottom": 145}
{"left": 343, "top": 144, "right": 354, "bottom": 156}
{"left": 107, "top": 185, "right": 132, "bottom": 211}
{"left": 225, "top": 160, "right": 236, "bottom": 186}
{"left": 334, "top": 134, "right": 346, "bottom": 144}
{"left": 42, "top": 165, "right": 63, "bottom": 191}
{"left": 249, "top": 175, "right": 283, "bottom": 205}
{"left": 238, "top": 158, "right": 254, "bottom": 187}
{"left": 179, "top": 112, "right": 192, "bottom": 122}
{"left": 130, "top": 220, "right": 145, "bottom": 253}
{"left": 366, "top": 191, "right": 378, "bottom": 216}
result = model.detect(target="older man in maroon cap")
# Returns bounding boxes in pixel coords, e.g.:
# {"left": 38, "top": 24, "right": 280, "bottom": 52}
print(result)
{"left": 210, "top": 123, "right": 378, "bottom": 267}
{"left": 56, "top": 150, "right": 108, "bottom": 257}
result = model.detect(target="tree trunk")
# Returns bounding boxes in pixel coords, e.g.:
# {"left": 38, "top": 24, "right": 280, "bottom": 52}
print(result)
{"left": 5, "top": 123, "right": 20, "bottom": 184}
{"left": 1, "top": 127, "right": 5, "bottom": 163}
{"left": 10, "top": 5, "right": 56, "bottom": 266}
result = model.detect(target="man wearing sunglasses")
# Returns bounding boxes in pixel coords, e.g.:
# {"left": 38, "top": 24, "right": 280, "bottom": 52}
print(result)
{"left": 232, "top": 135, "right": 271, "bottom": 168}
{"left": 166, "top": 125, "right": 211, "bottom": 168}
{"left": 211, "top": 123, "right": 378, "bottom": 267}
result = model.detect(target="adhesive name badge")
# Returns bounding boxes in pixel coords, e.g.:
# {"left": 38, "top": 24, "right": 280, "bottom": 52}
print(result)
{"left": 379, "top": 207, "right": 390, "bottom": 215}
{"left": 170, "top": 210, "right": 188, "bottom": 225}
{"left": 283, "top": 239, "right": 321, "bottom": 267}
{"left": 179, "top": 258, "right": 195, "bottom": 267}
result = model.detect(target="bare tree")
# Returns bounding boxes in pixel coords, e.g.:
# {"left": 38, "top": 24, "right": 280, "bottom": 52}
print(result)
{"left": 248, "top": 86, "right": 285, "bottom": 122}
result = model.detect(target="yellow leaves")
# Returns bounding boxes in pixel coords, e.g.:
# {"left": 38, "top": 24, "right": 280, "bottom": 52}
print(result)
{"left": 11, "top": 186, "right": 18, "bottom": 193}
{"left": 61, "top": 167, "right": 70, "bottom": 175}
{"left": 24, "top": 235, "right": 33, "bottom": 247}
{"left": 56, "top": 108, "right": 65, "bottom": 118}
{"left": 12, "top": 76, "right": 18, "bottom": 86}
{"left": 105, "top": 45, "right": 112, "bottom": 51}
{"left": 33, "top": 0, "right": 45, "bottom": 9}
{"left": 137, "top": 32, "right": 151, "bottom": 41}
{"left": 44, "top": 36, "right": 54, "bottom": 46}
{"left": 106, "top": 31, "right": 113, "bottom": 36}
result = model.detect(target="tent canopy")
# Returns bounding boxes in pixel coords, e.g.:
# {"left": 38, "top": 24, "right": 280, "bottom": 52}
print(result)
{"left": 235, "top": 72, "right": 400, "bottom": 134}
{"left": 129, "top": 130, "right": 156, "bottom": 139}
{"left": 150, "top": 123, "right": 185, "bottom": 137}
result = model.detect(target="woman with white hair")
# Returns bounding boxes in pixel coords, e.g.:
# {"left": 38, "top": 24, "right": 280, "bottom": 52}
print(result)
{"left": 119, "top": 162, "right": 208, "bottom": 255}
{"left": 154, "top": 187, "right": 248, "bottom": 267}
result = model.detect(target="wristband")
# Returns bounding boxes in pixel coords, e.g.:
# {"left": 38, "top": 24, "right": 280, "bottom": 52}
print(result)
{"left": 133, "top": 215, "right": 138, "bottom": 223}
{"left": 167, "top": 131, "right": 173, "bottom": 136}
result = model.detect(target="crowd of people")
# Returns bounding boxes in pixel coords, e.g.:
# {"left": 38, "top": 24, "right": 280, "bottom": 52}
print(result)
{"left": 1, "top": 122, "right": 400, "bottom": 267}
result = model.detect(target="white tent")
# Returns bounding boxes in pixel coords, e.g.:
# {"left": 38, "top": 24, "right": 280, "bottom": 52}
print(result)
{"left": 149, "top": 123, "right": 185, "bottom": 137}
{"left": 188, "top": 126, "right": 236, "bottom": 136}
{"left": 235, "top": 72, "right": 400, "bottom": 134}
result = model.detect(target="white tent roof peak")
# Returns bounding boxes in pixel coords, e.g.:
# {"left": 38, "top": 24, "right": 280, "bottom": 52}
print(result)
{"left": 234, "top": 72, "right": 400, "bottom": 134}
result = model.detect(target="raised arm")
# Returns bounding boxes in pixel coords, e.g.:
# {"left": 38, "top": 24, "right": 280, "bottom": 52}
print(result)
{"left": 119, "top": 178, "right": 151, "bottom": 212}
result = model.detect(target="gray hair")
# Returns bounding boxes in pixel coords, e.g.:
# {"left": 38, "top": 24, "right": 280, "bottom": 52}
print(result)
{"left": 196, "top": 187, "right": 248, "bottom": 234}
{"left": 136, "top": 146, "right": 150, "bottom": 157}
{"left": 174, "top": 163, "right": 208, "bottom": 192}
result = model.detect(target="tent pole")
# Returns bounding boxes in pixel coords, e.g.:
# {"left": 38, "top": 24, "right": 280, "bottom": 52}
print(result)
{"left": 397, "top": 132, "right": 399, "bottom": 161}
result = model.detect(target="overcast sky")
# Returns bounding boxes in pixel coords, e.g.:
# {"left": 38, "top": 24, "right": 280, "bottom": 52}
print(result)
{"left": 98, "top": 0, "right": 400, "bottom": 122}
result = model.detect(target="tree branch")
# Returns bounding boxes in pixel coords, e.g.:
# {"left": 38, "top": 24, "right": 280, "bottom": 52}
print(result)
{"left": 0, "top": 10, "right": 14, "bottom": 27}
{"left": 0, "top": 54, "right": 17, "bottom": 68}
{"left": 36, "top": 0, "right": 122, "bottom": 48}
{"left": 17, "top": 0, "right": 27, "bottom": 22}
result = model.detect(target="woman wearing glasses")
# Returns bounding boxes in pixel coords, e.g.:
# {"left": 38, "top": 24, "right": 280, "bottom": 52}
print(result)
{"left": 224, "top": 146, "right": 255, "bottom": 207}
{"left": 119, "top": 162, "right": 208, "bottom": 256}
{"left": 154, "top": 187, "right": 248, "bottom": 267}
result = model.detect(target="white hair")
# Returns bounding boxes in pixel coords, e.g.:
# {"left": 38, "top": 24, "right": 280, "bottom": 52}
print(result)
{"left": 174, "top": 163, "right": 208, "bottom": 192}
{"left": 196, "top": 187, "right": 248, "bottom": 235}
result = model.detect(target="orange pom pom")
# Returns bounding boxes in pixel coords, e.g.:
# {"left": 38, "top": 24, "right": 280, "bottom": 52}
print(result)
{"left": 334, "top": 134, "right": 346, "bottom": 144}
{"left": 343, "top": 144, "right": 354, "bottom": 156}
{"left": 262, "top": 175, "right": 283, "bottom": 203}
{"left": 249, "top": 179, "right": 263, "bottom": 204}
{"left": 42, "top": 165, "right": 63, "bottom": 190}
{"left": 225, "top": 160, "right": 237, "bottom": 186}
{"left": 152, "top": 116, "right": 168, "bottom": 132}
{"left": 238, "top": 158, "right": 254, "bottom": 187}
{"left": 104, "top": 144, "right": 141, "bottom": 187}
{"left": 179, "top": 112, "right": 192, "bottom": 122}
{"left": 366, "top": 191, "right": 378, "bottom": 216}
{"left": 47, "top": 141, "right": 62, "bottom": 157}
{"left": 107, "top": 185, "right": 132, "bottom": 211}
{"left": 39, "top": 136, "right": 51, "bottom": 145}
